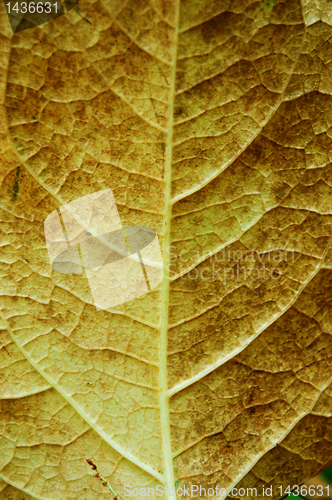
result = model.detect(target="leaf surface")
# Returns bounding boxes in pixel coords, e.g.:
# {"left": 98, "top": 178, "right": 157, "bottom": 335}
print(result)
{"left": 1, "top": 0, "right": 332, "bottom": 499}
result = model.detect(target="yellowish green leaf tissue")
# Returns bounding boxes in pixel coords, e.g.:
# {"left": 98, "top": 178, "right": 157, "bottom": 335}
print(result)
{"left": 1, "top": 0, "right": 332, "bottom": 499}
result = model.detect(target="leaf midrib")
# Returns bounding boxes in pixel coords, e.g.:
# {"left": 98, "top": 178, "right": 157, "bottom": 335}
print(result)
{"left": 158, "top": 0, "right": 180, "bottom": 496}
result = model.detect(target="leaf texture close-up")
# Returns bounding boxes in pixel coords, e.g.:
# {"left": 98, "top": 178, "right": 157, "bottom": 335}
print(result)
{"left": 1, "top": 0, "right": 332, "bottom": 498}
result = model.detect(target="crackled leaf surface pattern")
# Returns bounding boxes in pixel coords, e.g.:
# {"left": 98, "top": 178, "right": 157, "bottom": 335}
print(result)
{"left": 1, "top": 0, "right": 332, "bottom": 498}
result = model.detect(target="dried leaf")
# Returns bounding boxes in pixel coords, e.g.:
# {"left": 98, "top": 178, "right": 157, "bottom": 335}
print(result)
{"left": 1, "top": 0, "right": 332, "bottom": 499}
